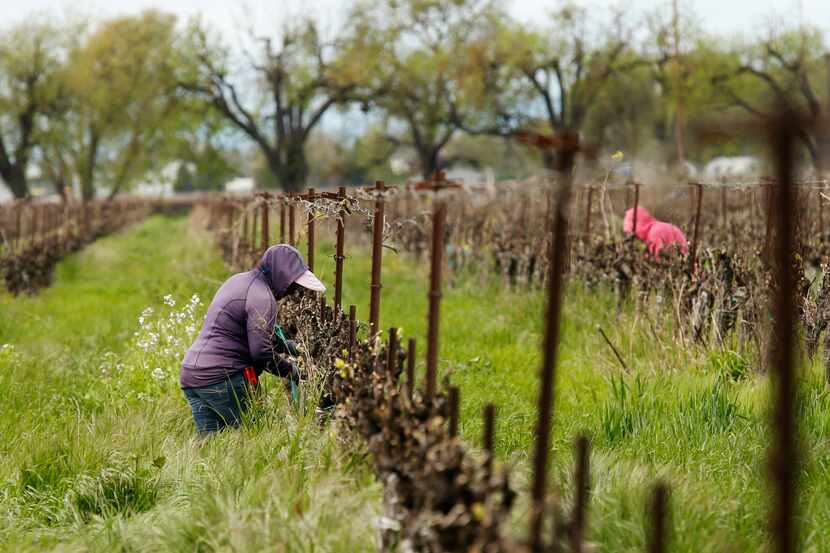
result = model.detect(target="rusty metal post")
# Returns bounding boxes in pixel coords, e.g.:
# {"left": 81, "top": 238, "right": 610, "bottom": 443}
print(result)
{"left": 483, "top": 403, "right": 495, "bottom": 480}
{"left": 764, "top": 183, "right": 774, "bottom": 259}
{"left": 750, "top": 187, "right": 757, "bottom": 236}
{"left": 224, "top": 204, "right": 233, "bottom": 234}
{"left": 386, "top": 327, "right": 398, "bottom": 377}
{"left": 648, "top": 483, "right": 669, "bottom": 553}
{"left": 407, "top": 338, "right": 416, "bottom": 403}
{"left": 529, "top": 146, "right": 576, "bottom": 552}
{"left": 768, "top": 112, "right": 799, "bottom": 553}
{"left": 334, "top": 186, "right": 346, "bottom": 313}
{"left": 261, "top": 200, "right": 269, "bottom": 250}
{"left": 288, "top": 196, "right": 296, "bottom": 247}
{"left": 242, "top": 209, "right": 249, "bottom": 250}
{"left": 720, "top": 183, "right": 727, "bottom": 229}
{"left": 307, "top": 188, "right": 315, "bottom": 271}
{"left": 32, "top": 204, "right": 40, "bottom": 247}
{"left": 584, "top": 187, "right": 593, "bottom": 238}
{"left": 43, "top": 205, "right": 50, "bottom": 247}
{"left": 448, "top": 386, "right": 459, "bottom": 438}
{"left": 48, "top": 205, "right": 56, "bottom": 248}
{"left": 81, "top": 201, "right": 88, "bottom": 237}
{"left": 689, "top": 183, "right": 703, "bottom": 273}
{"left": 280, "top": 198, "right": 286, "bottom": 243}
{"left": 348, "top": 305, "right": 357, "bottom": 361}
{"left": 14, "top": 204, "right": 22, "bottom": 253}
{"left": 425, "top": 200, "right": 446, "bottom": 400}
{"left": 569, "top": 435, "right": 590, "bottom": 553}
{"left": 250, "top": 207, "right": 258, "bottom": 251}
{"left": 369, "top": 181, "right": 385, "bottom": 338}
{"left": 632, "top": 182, "right": 640, "bottom": 236}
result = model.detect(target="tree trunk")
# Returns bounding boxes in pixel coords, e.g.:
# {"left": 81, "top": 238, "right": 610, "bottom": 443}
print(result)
{"left": 1, "top": 164, "right": 28, "bottom": 199}
{"left": 81, "top": 128, "right": 100, "bottom": 201}
{"left": 270, "top": 143, "right": 309, "bottom": 193}
{"left": 417, "top": 147, "right": 441, "bottom": 180}
{"left": 542, "top": 151, "right": 556, "bottom": 172}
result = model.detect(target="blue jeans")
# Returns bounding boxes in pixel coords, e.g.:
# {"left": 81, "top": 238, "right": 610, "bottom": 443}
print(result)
{"left": 183, "top": 372, "right": 251, "bottom": 434}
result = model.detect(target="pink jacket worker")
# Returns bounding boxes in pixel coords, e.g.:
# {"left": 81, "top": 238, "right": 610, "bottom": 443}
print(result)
{"left": 623, "top": 207, "right": 688, "bottom": 258}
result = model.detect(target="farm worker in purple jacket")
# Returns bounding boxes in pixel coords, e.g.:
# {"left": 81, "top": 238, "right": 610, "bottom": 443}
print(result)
{"left": 180, "top": 244, "right": 325, "bottom": 434}
{"left": 623, "top": 206, "right": 688, "bottom": 258}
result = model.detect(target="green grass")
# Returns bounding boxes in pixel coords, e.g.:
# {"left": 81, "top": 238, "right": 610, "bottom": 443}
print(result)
{"left": 0, "top": 217, "right": 380, "bottom": 552}
{"left": 307, "top": 236, "right": 830, "bottom": 552}
{"left": 2, "top": 216, "right": 829, "bottom": 552}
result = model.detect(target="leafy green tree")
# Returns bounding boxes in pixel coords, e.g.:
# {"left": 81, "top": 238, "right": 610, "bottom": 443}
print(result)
{"left": 173, "top": 162, "right": 194, "bottom": 192}
{"left": 346, "top": 0, "right": 505, "bottom": 178}
{"left": 168, "top": 101, "right": 237, "bottom": 192}
{"left": 62, "top": 10, "right": 183, "bottom": 200}
{"left": 0, "top": 19, "right": 66, "bottom": 199}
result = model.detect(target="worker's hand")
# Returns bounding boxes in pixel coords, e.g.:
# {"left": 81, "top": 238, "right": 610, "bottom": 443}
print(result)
{"left": 289, "top": 360, "right": 306, "bottom": 384}
{"left": 274, "top": 337, "right": 300, "bottom": 357}
{"left": 273, "top": 326, "right": 300, "bottom": 356}
{"left": 282, "top": 339, "right": 300, "bottom": 356}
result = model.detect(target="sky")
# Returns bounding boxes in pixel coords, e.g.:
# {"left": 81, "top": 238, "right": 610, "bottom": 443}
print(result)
{"left": 1, "top": 0, "right": 829, "bottom": 41}
{"left": 0, "top": 0, "right": 827, "bottom": 199}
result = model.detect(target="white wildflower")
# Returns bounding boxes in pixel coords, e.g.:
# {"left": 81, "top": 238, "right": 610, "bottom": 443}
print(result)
{"left": 152, "top": 367, "right": 165, "bottom": 381}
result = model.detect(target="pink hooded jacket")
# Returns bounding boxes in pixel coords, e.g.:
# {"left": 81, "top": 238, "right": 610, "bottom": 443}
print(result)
{"left": 623, "top": 207, "right": 688, "bottom": 258}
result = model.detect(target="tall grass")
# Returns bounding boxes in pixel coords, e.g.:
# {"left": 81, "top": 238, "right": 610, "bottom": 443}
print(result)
{"left": 307, "top": 234, "right": 830, "bottom": 551}
{"left": 0, "top": 217, "right": 380, "bottom": 552}
{"left": 3, "top": 217, "right": 830, "bottom": 551}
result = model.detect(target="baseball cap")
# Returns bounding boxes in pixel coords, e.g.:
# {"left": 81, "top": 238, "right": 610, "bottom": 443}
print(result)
{"left": 294, "top": 269, "right": 326, "bottom": 292}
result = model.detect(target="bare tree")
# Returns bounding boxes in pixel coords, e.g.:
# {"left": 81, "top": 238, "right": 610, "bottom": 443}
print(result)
{"left": 180, "top": 20, "right": 362, "bottom": 192}
{"left": 715, "top": 25, "right": 830, "bottom": 169}
{"left": 460, "top": 3, "right": 643, "bottom": 169}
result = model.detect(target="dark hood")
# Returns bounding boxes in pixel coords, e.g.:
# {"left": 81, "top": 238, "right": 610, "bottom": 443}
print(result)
{"left": 257, "top": 245, "right": 308, "bottom": 299}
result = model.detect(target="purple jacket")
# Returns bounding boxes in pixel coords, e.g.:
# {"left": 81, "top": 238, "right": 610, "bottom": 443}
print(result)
{"left": 180, "top": 245, "right": 307, "bottom": 389}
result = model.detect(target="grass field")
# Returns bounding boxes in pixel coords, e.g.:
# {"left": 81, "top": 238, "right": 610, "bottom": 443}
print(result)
{"left": 2, "top": 215, "right": 829, "bottom": 552}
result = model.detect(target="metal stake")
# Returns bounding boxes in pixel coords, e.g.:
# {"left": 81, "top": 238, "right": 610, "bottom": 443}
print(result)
{"left": 648, "top": 483, "right": 669, "bottom": 553}
{"left": 689, "top": 182, "right": 703, "bottom": 273}
{"left": 425, "top": 200, "right": 446, "bottom": 400}
{"left": 768, "top": 111, "right": 799, "bottom": 553}
{"left": 407, "top": 338, "right": 416, "bottom": 403}
{"left": 448, "top": 386, "right": 459, "bottom": 437}
{"left": 335, "top": 186, "right": 346, "bottom": 312}
{"left": 569, "top": 435, "right": 590, "bottom": 553}
{"left": 483, "top": 403, "right": 496, "bottom": 480}
{"left": 369, "top": 181, "right": 385, "bottom": 338}
{"left": 307, "top": 188, "right": 315, "bottom": 271}
{"left": 529, "top": 140, "right": 577, "bottom": 551}
{"left": 261, "top": 199, "right": 269, "bottom": 250}
{"left": 348, "top": 305, "right": 357, "bottom": 361}
{"left": 289, "top": 197, "right": 296, "bottom": 247}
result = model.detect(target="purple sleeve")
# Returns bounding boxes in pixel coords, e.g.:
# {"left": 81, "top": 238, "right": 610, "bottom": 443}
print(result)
{"left": 245, "top": 291, "right": 277, "bottom": 371}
